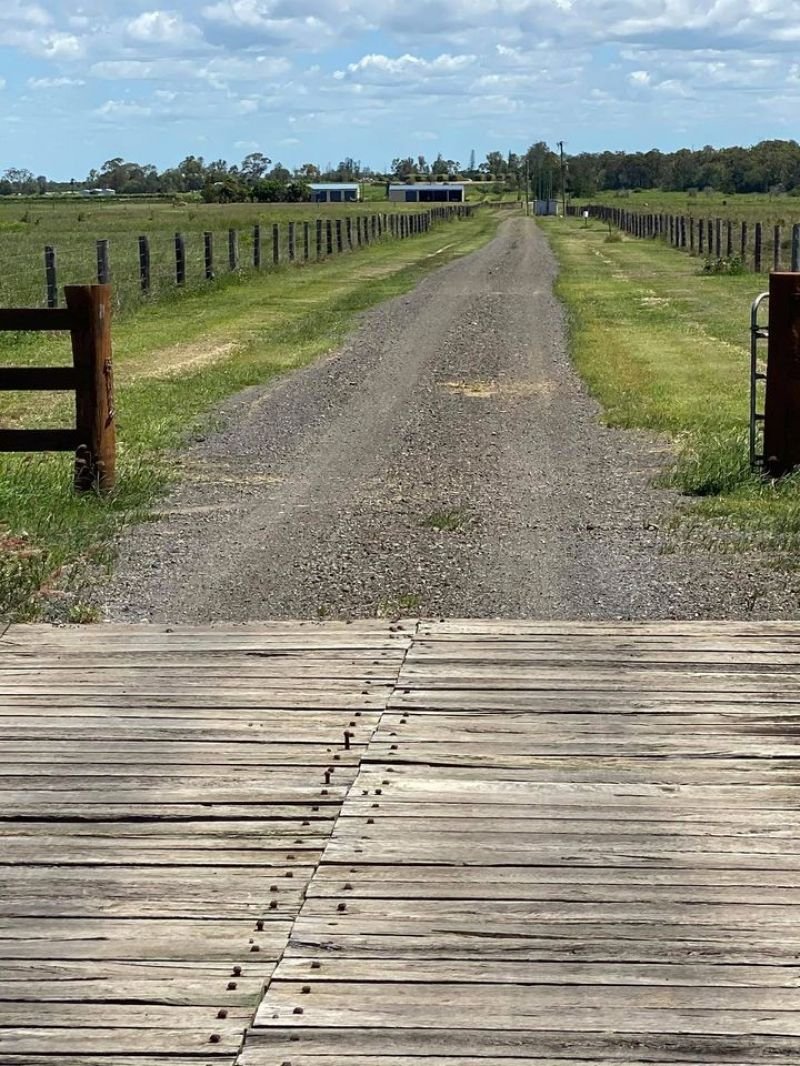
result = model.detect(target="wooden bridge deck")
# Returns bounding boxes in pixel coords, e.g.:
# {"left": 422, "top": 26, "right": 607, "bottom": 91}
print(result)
{"left": 1, "top": 620, "right": 799, "bottom": 1065}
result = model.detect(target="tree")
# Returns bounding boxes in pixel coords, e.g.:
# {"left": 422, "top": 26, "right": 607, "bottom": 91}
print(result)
{"left": 391, "top": 157, "right": 415, "bottom": 181}
{"left": 240, "top": 152, "right": 271, "bottom": 182}
{"left": 284, "top": 180, "right": 311, "bottom": 203}
{"left": 251, "top": 178, "right": 286, "bottom": 202}
{"left": 297, "top": 163, "right": 320, "bottom": 180}
{"left": 201, "top": 176, "right": 248, "bottom": 203}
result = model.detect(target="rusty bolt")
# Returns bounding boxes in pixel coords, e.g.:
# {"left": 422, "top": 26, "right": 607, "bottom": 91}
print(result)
{"left": 344, "top": 883, "right": 353, "bottom": 890}
{"left": 375, "top": 789, "right": 382, "bottom": 795}
{"left": 227, "top": 981, "right": 237, "bottom": 990}
{"left": 256, "top": 919, "right": 265, "bottom": 931}
{"left": 337, "top": 902, "right": 346, "bottom": 912}
{"left": 270, "top": 900, "right": 278, "bottom": 910}
{"left": 270, "top": 885, "right": 278, "bottom": 893}
{"left": 209, "top": 1034, "right": 221, "bottom": 1044}
{"left": 301, "top": 985, "right": 311, "bottom": 994}
{"left": 343, "top": 731, "right": 351, "bottom": 750}
{"left": 390, "top": 744, "right": 398, "bottom": 751}
{"left": 333, "top": 754, "right": 341, "bottom": 761}
{"left": 250, "top": 944, "right": 260, "bottom": 953}
{"left": 285, "top": 871, "right": 294, "bottom": 878}
{"left": 217, "top": 1008, "right": 228, "bottom": 1019}
{"left": 367, "top": 818, "right": 374, "bottom": 824}
{"left": 293, "top": 1006, "right": 304, "bottom": 1015}
{"left": 321, "top": 789, "right": 329, "bottom": 796}
{"left": 311, "top": 960, "right": 321, "bottom": 969}
{"left": 232, "top": 966, "right": 242, "bottom": 976}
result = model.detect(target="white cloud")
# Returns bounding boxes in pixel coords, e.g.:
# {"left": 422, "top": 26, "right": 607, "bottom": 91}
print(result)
{"left": 28, "top": 76, "right": 85, "bottom": 89}
{"left": 628, "top": 69, "right": 651, "bottom": 85}
{"left": 95, "top": 99, "right": 153, "bottom": 118}
{"left": 126, "top": 10, "right": 204, "bottom": 45}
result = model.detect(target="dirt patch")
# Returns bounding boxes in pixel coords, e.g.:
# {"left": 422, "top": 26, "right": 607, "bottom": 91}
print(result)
{"left": 125, "top": 339, "right": 240, "bottom": 381}
{"left": 441, "top": 379, "right": 553, "bottom": 399}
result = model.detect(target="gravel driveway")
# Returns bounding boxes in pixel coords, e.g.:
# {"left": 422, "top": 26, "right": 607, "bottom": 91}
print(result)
{"left": 103, "top": 216, "right": 800, "bottom": 621}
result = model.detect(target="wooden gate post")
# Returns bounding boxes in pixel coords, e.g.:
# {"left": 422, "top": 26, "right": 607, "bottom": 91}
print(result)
{"left": 66, "top": 285, "right": 116, "bottom": 493}
{"left": 763, "top": 272, "right": 800, "bottom": 476}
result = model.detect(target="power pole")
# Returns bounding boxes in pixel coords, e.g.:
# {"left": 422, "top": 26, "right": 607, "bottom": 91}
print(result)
{"left": 557, "top": 140, "right": 566, "bottom": 217}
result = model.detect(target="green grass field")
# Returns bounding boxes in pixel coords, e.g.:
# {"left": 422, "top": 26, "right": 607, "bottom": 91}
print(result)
{"left": 543, "top": 215, "right": 800, "bottom": 556}
{"left": 0, "top": 205, "right": 501, "bottom": 622}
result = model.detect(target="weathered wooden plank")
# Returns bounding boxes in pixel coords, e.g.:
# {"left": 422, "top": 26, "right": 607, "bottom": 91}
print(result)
{"left": 239, "top": 1027, "right": 800, "bottom": 1062}
{"left": 0, "top": 959, "right": 272, "bottom": 1004}
{"left": 0, "top": 866, "right": 307, "bottom": 917}
{"left": 256, "top": 979, "right": 800, "bottom": 1020}
{"left": 0, "top": 918, "right": 293, "bottom": 960}
{"left": 273, "top": 956, "right": 800, "bottom": 987}
{"left": 303, "top": 866, "right": 800, "bottom": 904}
{"left": 0, "top": 1025, "right": 242, "bottom": 1055}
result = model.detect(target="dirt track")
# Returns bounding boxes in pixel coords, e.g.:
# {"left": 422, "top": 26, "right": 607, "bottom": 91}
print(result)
{"left": 103, "top": 215, "right": 800, "bottom": 620}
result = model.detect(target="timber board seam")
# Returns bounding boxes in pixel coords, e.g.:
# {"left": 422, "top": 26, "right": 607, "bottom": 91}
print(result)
{"left": 232, "top": 619, "right": 420, "bottom": 1066}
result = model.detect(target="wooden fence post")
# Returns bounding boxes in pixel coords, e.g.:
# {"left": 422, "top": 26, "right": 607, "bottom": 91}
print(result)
{"left": 763, "top": 272, "right": 800, "bottom": 475}
{"left": 740, "top": 221, "right": 747, "bottom": 261}
{"left": 336, "top": 219, "right": 343, "bottom": 254}
{"left": 754, "top": 222, "right": 762, "bottom": 273}
{"left": 689, "top": 218, "right": 695, "bottom": 253}
{"left": 316, "top": 219, "right": 322, "bottom": 259}
{"left": 303, "top": 221, "right": 310, "bottom": 261}
{"left": 204, "top": 232, "right": 214, "bottom": 280}
{"left": 66, "top": 284, "right": 115, "bottom": 494}
{"left": 774, "top": 225, "right": 781, "bottom": 272}
{"left": 253, "top": 224, "right": 261, "bottom": 269}
{"left": 228, "top": 228, "right": 239, "bottom": 271}
{"left": 288, "top": 222, "right": 296, "bottom": 262}
{"left": 138, "top": 236, "right": 150, "bottom": 294}
{"left": 726, "top": 220, "right": 733, "bottom": 258}
{"left": 96, "top": 239, "right": 110, "bottom": 285}
{"left": 175, "top": 233, "right": 186, "bottom": 285}
{"left": 326, "top": 220, "right": 333, "bottom": 256}
{"left": 44, "top": 246, "right": 58, "bottom": 308}
{"left": 793, "top": 224, "right": 800, "bottom": 272}
{"left": 272, "top": 224, "right": 280, "bottom": 265}
{"left": 698, "top": 220, "right": 705, "bottom": 255}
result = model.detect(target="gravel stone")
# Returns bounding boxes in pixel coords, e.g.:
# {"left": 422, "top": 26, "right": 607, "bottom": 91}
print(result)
{"left": 101, "top": 217, "right": 800, "bottom": 621}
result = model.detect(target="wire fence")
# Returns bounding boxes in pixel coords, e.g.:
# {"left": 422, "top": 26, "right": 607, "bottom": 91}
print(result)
{"left": 0, "top": 205, "right": 478, "bottom": 316}
{"left": 572, "top": 203, "right": 800, "bottom": 273}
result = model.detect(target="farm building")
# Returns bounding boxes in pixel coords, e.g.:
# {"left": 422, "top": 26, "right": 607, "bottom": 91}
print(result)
{"left": 309, "top": 183, "right": 361, "bottom": 203}
{"left": 533, "top": 199, "right": 561, "bottom": 216}
{"left": 389, "top": 183, "right": 465, "bottom": 203}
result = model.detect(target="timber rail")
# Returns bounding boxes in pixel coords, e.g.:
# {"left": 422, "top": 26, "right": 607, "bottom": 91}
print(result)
{"left": 0, "top": 283, "right": 115, "bottom": 492}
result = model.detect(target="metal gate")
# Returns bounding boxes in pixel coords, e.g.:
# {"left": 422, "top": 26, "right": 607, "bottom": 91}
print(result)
{"left": 749, "top": 291, "right": 769, "bottom": 470}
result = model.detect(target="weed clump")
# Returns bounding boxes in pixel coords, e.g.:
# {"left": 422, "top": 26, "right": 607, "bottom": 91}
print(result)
{"left": 668, "top": 428, "right": 752, "bottom": 496}
{"left": 700, "top": 255, "right": 744, "bottom": 276}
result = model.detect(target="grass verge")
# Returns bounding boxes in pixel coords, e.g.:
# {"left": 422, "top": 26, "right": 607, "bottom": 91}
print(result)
{"left": 0, "top": 210, "right": 501, "bottom": 621}
{"left": 542, "top": 216, "right": 800, "bottom": 556}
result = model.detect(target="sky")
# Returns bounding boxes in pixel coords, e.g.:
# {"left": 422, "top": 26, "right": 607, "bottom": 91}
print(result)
{"left": 2, "top": 0, "right": 800, "bottom": 179}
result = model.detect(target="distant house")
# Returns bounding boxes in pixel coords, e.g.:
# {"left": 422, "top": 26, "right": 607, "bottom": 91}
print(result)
{"left": 309, "top": 183, "right": 361, "bottom": 203}
{"left": 80, "top": 188, "right": 117, "bottom": 198}
{"left": 389, "top": 183, "right": 465, "bottom": 203}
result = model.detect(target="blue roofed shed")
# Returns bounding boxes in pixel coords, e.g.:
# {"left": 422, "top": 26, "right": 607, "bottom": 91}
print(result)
{"left": 309, "top": 183, "right": 361, "bottom": 203}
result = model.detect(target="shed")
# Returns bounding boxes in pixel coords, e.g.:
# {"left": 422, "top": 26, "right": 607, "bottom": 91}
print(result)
{"left": 389, "top": 183, "right": 465, "bottom": 204}
{"left": 309, "top": 183, "right": 361, "bottom": 204}
{"left": 533, "top": 199, "right": 560, "bottom": 216}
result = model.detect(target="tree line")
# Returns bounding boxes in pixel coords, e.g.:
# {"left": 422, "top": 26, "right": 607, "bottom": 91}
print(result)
{"left": 4, "top": 140, "right": 800, "bottom": 200}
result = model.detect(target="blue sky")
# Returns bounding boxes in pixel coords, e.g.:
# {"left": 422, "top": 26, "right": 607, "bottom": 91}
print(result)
{"left": 1, "top": 0, "right": 799, "bottom": 179}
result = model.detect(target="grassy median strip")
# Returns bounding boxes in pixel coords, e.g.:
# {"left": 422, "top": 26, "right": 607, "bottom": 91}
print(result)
{"left": 542, "top": 216, "right": 800, "bottom": 556}
{"left": 0, "top": 210, "right": 500, "bottom": 621}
